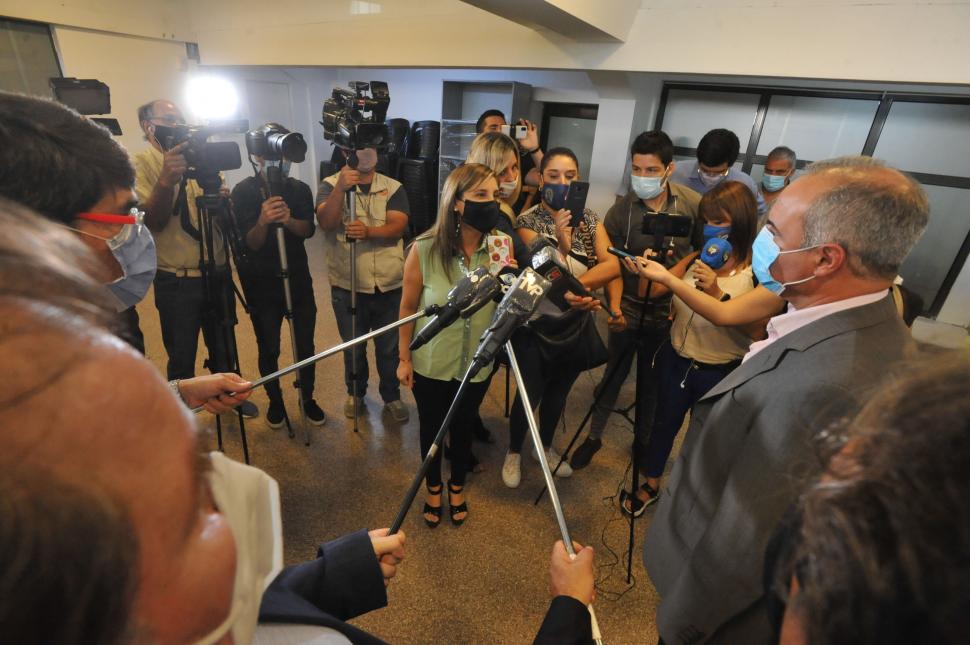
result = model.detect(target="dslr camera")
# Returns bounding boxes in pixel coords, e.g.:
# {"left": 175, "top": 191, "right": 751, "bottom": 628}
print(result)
{"left": 154, "top": 121, "right": 247, "bottom": 182}
{"left": 245, "top": 122, "right": 307, "bottom": 162}
{"left": 321, "top": 81, "right": 390, "bottom": 150}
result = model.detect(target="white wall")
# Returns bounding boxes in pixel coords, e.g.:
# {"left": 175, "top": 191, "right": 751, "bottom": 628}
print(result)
{"left": 190, "top": 0, "right": 970, "bottom": 86}
{"left": 52, "top": 26, "right": 194, "bottom": 159}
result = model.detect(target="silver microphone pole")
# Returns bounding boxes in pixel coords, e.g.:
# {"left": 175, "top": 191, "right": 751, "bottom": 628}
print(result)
{"left": 506, "top": 341, "right": 604, "bottom": 645}
{"left": 190, "top": 309, "right": 431, "bottom": 415}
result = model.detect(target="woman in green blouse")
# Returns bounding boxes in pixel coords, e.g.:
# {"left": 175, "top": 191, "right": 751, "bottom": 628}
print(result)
{"left": 397, "top": 163, "right": 515, "bottom": 528}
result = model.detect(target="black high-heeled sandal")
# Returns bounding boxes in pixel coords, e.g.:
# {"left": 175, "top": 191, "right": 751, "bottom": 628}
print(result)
{"left": 423, "top": 484, "right": 443, "bottom": 529}
{"left": 447, "top": 480, "right": 468, "bottom": 526}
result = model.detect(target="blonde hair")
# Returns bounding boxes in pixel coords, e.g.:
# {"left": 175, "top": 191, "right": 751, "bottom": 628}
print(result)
{"left": 466, "top": 131, "right": 521, "bottom": 207}
{"left": 418, "top": 163, "right": 497, "bottom": 281}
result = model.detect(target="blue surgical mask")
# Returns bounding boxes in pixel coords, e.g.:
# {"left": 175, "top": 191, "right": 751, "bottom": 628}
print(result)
{"left": 751, "top": 227, "right": 819, "bottom": 295}
{"left": 631, "top": 174, "right": 665, "bottom": 200}
{"left": 70, "top": 212, "right": 158, "bottom": 311}
{"left": 703, "top": 223, "right": 731, "bottom": 240}
{"left": 542, "top": 182, "right": 569, "bottom": 210}
{"left": 762, "top": 174, "right": 787, "bottom": 192}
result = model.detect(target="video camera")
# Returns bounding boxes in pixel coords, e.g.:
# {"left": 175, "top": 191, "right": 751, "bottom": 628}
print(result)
{"left": 154, "top": 121, "right": 247, "bottom": 183}
{"left": 245, "top": 122, "right": 307, "bottom": 162}
{"left": 321, "top": 81, "right": 390, "bottom": 150}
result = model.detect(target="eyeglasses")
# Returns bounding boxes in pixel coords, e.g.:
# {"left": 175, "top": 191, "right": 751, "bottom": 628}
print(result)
{"left": 77, "top": 207, "right": 145, "bottom": 226}
{"left": 698, "top": 167, "right": 729, "bottom": 179}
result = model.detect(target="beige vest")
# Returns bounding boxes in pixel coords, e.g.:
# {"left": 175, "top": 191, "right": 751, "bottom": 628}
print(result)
{"left": 321, "top": 172, "right": 405, "bottom": 293}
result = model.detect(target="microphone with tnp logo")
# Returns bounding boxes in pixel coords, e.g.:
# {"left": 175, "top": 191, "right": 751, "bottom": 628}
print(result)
{"left": 695, "top": 237, "right": 732, "bottom": 290}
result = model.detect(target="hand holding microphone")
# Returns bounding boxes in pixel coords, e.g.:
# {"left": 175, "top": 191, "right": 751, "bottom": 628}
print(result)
{"left": 695, "top": 237, "right": 732, "bottom": 296}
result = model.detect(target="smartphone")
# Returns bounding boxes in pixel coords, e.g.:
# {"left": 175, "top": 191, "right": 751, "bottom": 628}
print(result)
{"left": 641, "top": 211, "right": 694, "bottom": 238}
{"left": 500, "top": 124, "right": 528, "bottom": 140}
{"left": 485, "top": 234, "right": 512, "bottom": 274}
{"left": 565, "top": 181, "right": 590, "bottom": 227}
{"left": 608, "top": 246, "right": 638, "bottom": 261}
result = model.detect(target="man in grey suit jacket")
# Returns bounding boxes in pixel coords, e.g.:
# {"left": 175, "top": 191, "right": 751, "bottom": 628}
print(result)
{"left": 643, "top": 156, "right": 930, "bottom": 644}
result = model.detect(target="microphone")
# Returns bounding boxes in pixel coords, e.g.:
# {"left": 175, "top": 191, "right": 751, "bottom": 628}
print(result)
{"left": 528, "top": 238, "right": 590, "bottom": 311}
{"left": 409, "top": 267, "right": 497, "bottom": 351}
{"left": 700, "top": 237, "right": 731, "bottom": 270}
{"left": 695, "top": 237, "right": 732, "bottom": 290}
{"left": 469, "top": 267, "right": 551, "bottom": 377}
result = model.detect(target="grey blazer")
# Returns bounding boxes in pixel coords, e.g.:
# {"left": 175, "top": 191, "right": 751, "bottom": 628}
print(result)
{"left": 644, "top": 294, "right": 915, "bottom": 645}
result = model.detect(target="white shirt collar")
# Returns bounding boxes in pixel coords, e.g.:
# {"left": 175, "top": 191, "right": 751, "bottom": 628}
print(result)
{"left": 743, "top": 290, "right": 889, "bottom": 363}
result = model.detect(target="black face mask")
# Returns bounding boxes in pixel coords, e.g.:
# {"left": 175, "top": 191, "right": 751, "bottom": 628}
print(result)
{"left": 459, "top": 200, "right": 501, "bottom": 234}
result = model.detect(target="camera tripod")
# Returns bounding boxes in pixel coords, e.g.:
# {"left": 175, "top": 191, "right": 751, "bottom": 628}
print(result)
{"left": 259, "top": 164, "right": 312, "bottom": 446}
{"left": 192, "top": 172, "right": 252, "bottom": 464}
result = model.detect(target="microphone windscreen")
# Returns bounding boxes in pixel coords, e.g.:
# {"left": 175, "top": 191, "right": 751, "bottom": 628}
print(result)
{"left": 700, "top": 237, "right": 732, "bottom": 270}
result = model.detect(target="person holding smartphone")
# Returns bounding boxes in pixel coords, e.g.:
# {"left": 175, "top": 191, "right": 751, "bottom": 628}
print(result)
{"left": 619, "top": 181, "right": 767, "bottom": 515}
{"left": 501, "top": 147, "right": 619, "bottom": 488}
{"left": 569, "top": 130, "right": 703, "bottom": 472}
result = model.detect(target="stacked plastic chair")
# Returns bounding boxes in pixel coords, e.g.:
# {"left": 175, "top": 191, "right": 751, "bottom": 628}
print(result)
{"left": 399, "top": 120, "right": 441, "bottom": 238}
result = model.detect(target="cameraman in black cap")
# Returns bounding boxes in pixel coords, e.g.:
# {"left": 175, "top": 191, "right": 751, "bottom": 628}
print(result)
{"left": 231, "top": 124, "right": 327, "bottom": 427}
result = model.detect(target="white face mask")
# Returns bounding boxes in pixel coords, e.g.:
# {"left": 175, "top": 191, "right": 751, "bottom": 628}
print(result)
{"left": 194, "top": 452, "right": 284, "bottom": 645}
{"left": 498, "top": 180, "right": 518, "bottom": 199}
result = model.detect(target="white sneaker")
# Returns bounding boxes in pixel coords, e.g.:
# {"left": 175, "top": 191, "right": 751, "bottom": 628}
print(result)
{"left": 502, "top": 451, "right": 522, "bottom": 488}
{"left": 531, "top": 445, "right": 573, "bottom": 478}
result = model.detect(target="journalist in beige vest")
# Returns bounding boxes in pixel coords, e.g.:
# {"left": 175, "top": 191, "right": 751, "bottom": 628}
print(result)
{"left": 316, "top": 147, "right": 411, "bottom": 423}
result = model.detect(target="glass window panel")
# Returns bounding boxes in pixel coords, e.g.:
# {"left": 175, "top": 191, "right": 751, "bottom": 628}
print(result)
{"left": 873, "top": 102, "right": 970, "bottom": 177}
{"left": 756, "top": 96, "right": 878, "bottom": 162}
{"left": 897, "top": 184, "right": 970, "bottom": 309}
{"left": 0, "top": 19, "right": 61, "bottom": 97}
{"left": 547, "top": 115, "right": 596, "bottom": 176}
{"left": 662, "top": 90, "right": 760, "bottom": 150}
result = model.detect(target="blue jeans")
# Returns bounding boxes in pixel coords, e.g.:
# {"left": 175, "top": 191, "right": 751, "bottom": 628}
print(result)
{"left": 643, "top": 342, "right": 738, "bottom": 478}
{"left": 330, "top": 286, "right": 401, "bottom": 403}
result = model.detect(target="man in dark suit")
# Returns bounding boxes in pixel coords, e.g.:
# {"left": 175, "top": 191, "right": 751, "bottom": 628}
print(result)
{"left": 642, "top": 156, "right": 930, "bottom": 644}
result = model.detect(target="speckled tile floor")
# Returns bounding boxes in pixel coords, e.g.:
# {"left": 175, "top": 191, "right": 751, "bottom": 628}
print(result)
{"left": 137, "top": 236, "right": 679, "bottom": 644}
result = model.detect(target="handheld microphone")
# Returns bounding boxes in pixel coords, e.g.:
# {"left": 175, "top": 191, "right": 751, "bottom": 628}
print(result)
{"left": 469, "top": 267, "right": 551, "bottom": 377}
{"left": 695, "top": 237, "right": 732, "bottom": 290}
{"left": 409, "top": 267, "right": 495, "bottom": 351}
{"left": 700, "top": 237, "right": 732, "bottom": 270}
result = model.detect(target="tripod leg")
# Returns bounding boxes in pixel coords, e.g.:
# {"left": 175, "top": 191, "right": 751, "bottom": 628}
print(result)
{"left": 216, "top": 414, "right": 223, "bottom": 452}
{"left": 284, "top": 409, "right": 295, "bottom": 439}
{"left": 276, "top": 226, "right": 312, "bottom": 446}
{"left": 504, "top": 364, "right": 511, "bottom": 418}
{"left": 238, "top": 408, "right": 250, "bottom": 465}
